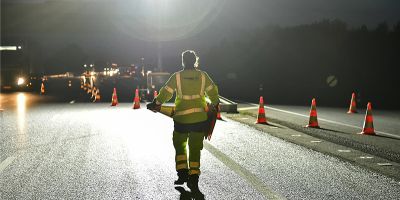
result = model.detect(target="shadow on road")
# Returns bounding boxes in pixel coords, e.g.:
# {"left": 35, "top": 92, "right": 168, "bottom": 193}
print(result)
{"left": 175, "top": 186, "right": 205, "bottom": 200}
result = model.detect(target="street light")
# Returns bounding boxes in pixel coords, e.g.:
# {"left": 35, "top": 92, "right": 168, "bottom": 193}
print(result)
{"left": 84, "top": 64, "right": 87, "bottom": 68}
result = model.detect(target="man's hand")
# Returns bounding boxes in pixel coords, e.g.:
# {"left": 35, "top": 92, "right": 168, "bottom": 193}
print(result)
{"left": 146, "top": 99, "right": 161, "bottom": 112}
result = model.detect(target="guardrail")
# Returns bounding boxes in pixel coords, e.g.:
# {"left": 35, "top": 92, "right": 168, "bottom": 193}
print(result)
{"left": 219, "top": 96, "right": 238, "bottom": 113}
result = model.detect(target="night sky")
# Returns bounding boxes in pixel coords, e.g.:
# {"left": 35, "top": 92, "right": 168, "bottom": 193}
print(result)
{"left": 2, "top": 0, "right": 400, "bottom": 72}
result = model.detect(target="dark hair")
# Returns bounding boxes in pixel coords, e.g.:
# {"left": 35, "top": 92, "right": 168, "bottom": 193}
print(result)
{"left": 181, "top": 50, "right": 198, "bottom": 69}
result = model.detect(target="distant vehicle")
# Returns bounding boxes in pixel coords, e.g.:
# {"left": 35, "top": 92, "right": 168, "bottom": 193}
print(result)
{"left": 0, "top": 68, "right": 32, "bottom": 92}
{"left": 144, "top": 72, "right": 170, "bottom": 101}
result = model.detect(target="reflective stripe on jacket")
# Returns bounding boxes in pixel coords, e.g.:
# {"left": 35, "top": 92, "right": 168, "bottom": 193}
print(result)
{"left": 156, "top": 69, "right": 219, "bottom": 124}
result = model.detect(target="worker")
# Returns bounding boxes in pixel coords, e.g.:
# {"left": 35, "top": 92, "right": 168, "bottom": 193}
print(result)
{"left": 147, "top": 50, "right": 220, "bottom": 192}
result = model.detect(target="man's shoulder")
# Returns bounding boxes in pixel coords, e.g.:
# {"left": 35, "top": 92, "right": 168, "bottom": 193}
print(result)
{"left": 174, "top": 70, "right": 184, "bottom": 75}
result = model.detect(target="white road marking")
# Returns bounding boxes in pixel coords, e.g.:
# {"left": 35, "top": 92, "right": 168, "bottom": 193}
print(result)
{"left": 291, "top": 134, "right": 301, "bottom": 137}
{"left": 0, "top": 156, "right": 16, "bottom": 173}
{"left": 377, "top": 163, "right": 392, "bottom": 166}
{"left": 242, "top": 103, "right": 400, "bottom": 139}
{"left": 310, "top": 140, "right": 322, "bottom": 143}
{"left": 338, "top": 150, "right": 351, "bottom": 153}
{"left": 204, "top": 142, "right": 286, "bottom": 199}
{"left": 238, "top": 106, "right": 259, "bottom": 111}
{"left": 359, "top": 156, "right": 374, "bottom": 159}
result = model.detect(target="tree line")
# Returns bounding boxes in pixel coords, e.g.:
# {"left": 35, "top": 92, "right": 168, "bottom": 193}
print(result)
{"left": 202, "top": 19, "right": 400, "bottom": 109}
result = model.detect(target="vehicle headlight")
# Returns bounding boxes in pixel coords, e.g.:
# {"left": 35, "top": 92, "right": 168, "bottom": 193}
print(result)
{"left": 17, "top": 77, "right": 25, "bottom": 86}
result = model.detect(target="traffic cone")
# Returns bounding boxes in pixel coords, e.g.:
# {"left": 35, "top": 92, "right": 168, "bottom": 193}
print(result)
{"left": 216, "top": 111, "right": 223, "bottom": 120}
{"left": 359, "top": 102, "right": 375, "bottom": 135}
{"left": 93, "top": 89, "right": 101, "bottom": 102}
{"left": 255, "top": 96, "right": 268, "bottom": 124}
{"left": 153, "top": 90, "right": 158, "bottom": 99}
{"left": 87, "top": 85, "right": 92, "bottom": 94}
{"left": 305, "top": 98, "right": 320, "bottom": 128}
{"left": 347, "top": 92, "right": 357, "bottom": 114}
{"left": 216, "top": 104, "right": 223, "bottom": 120}
{"left": 91, "top": 87, "right": 96, "bottom": 99}
{"left": 111, "top": 88, "right": 118, "bottom": 106}
{"left": 133, "top": 89, "right": 140, "bottom": 109}
{"left": 40, "top": 83, "right": 45, "bottom": 95}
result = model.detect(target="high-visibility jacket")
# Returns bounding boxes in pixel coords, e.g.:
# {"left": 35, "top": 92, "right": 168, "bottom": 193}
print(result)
{"left": 156, "top": 69, "right": 220, "bottom": 124}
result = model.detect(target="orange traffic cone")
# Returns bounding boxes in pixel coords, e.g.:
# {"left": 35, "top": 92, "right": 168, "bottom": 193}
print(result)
{"left": 133, "top": 89, "right": 140, "bottom": 109}
{"left": 87, "top": 85, "right": 92, "bottom": 94}
{"left": 40, "top": 83, "right": 45, "bottom": 95}
{"left": 93, "top": 89, "right": 101, "bottom": 102}
{"left": 91, "top": 87, "right": 96, "bottom": 99}
{"left": 111, "top": 88, "right": 118, "bottom": 106}
{"left": 306, "top": 98, "right": 320, "bottom": 128}
{"left": 359, "top": 102, "right": 375, "bottom": 135}
{"left": 255, "top": 96, "right": 268, "bottom": 124}
{"left": 153, "top": 90, "right": 158, "bottom": 99}
{"left": 216, "top": 104, "right": 223, "bottom": 120}
{"left": 347, "top": 92, "right": 357, "bottom": 114}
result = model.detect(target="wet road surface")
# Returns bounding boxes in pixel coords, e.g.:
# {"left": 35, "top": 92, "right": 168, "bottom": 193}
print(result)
{"left": 0, "top": 95, "right": 399, "bottom": 199}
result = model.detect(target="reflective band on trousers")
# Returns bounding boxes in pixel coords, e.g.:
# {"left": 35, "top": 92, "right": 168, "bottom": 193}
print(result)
{"left": 190, "top": 162, "right": 200, "bottom": 168}
{"left": 175, "top": 108, "right": 204, "bottom": 116}
{"left": 189, "top": 169, "right": 200, "bottom": 175}
{"left": 176, "top": 163, "right": 188, "bottom": 170}
{"left": 181, "top": 94, "right": 201, "bottom": 100}
{"left": 176, "top": 155, "right": 187, "bottom": 162}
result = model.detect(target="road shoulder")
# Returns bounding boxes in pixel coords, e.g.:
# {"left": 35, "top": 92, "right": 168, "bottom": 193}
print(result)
{"left": 224, "top": 113, "right": 400, "bottom": 181}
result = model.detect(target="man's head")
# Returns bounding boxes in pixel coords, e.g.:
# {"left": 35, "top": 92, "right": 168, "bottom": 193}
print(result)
{"left": 182, "top": 50, "right": 198, "bottom": 69}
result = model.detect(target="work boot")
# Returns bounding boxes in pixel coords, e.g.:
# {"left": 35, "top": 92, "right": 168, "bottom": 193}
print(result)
{"left": 174, "top": 169, "right": 188, "bottom": 185}
{"left": 187, "top": 174, "right": 199, "bottom": 192}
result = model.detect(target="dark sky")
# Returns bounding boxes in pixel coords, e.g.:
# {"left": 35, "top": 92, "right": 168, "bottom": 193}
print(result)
{"left": 2, "top": 0, "right": 400, "bottom": 71}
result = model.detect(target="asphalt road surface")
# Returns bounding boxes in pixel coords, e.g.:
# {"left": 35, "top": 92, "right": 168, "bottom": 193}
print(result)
{"left": 1, "top": 93, "right": 399, "bottom": 199}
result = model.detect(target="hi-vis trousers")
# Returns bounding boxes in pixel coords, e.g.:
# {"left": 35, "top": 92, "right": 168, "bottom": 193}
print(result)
{"left": 173, "top": 131, "right": 204, "bottom": 175}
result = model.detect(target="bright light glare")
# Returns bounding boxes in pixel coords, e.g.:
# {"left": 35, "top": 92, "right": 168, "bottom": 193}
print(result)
{"left": 115, "top": 0, "right": 226, "bottom": 42}
{"left": 0, "top": 46, "right": 17, "bottom": 51}
{"left": 17, "top": 77, "right": 25, "bottom": 85}
{"left": 17, "top": 93, "right": 26, "bottom": 113}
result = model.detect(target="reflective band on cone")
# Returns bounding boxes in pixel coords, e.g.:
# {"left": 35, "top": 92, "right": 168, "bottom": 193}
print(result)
{"left": 347, "top": 92, "right": 357, "bottom": 114}
{"left": 359, "top": 102, "right": 375, "bottom": 135}
{"left": 255, "top": 96, "right": 268, "bottom": 124}
{"left": 305, "top": 98, "right": 320, "bottom": 128}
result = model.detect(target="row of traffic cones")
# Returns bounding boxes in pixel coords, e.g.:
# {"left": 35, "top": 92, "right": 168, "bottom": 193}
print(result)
{"left": 110, "top": 88, "right": 151, "bottom": 110}
{"left": 255, "top": 93, "right": 375, "bottom": 135}
{"left": 80, "top": 79, "right": 101, "bottom": 102}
